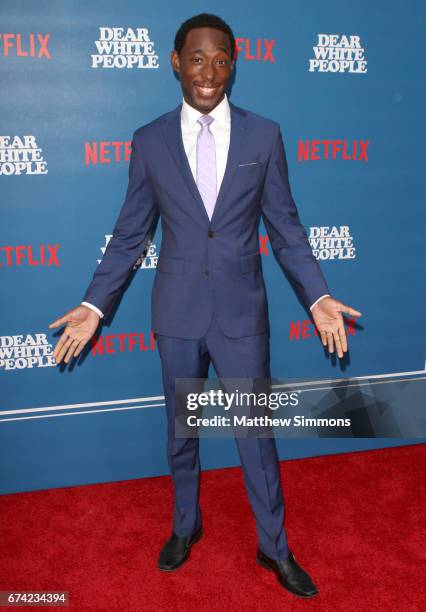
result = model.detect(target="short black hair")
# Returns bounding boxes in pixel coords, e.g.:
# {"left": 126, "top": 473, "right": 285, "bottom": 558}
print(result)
{"left": 174, "top": 13, "right": 235, "bottom": 58}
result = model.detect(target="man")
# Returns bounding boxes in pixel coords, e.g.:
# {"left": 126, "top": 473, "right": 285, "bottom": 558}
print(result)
{"left": 49, "top": 14, "right": 361, "bottom": 598}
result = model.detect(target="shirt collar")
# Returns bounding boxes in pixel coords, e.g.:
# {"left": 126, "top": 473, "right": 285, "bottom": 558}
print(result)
{"left": 181, "top": 92, "right": 230, "bottom": 128}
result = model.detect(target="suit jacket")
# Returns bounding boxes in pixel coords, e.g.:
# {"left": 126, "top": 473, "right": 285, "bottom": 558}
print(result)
{"left": 82, "top": 100, "right": 330, "bottom": 339}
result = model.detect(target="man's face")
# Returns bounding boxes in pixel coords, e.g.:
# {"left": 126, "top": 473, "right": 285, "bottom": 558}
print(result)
{"left": 171, "top": 27, "right": 234, "bottom": 113}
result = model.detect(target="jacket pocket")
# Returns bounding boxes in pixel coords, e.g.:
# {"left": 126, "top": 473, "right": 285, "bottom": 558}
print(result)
{"left": 157, "top": 256, "right": 185, "bottom": 275}
{"left": 240, "top": 252, "right": 261, "bottom": 274}
{"left": 237, "top": 160, "right": 266, "bottom": 168}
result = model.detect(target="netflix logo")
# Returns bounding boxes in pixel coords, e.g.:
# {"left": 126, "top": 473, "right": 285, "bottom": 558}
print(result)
{"left": 0, "top": 33, "right": 51, "bottom": 59}
{"left": 234, "top": 38, "right": 276, "bottom": 62}
{"left": 0, "top": 244, "right": 60, "bottom": 267}
{"left": 290, "top": 318, "right": 356, "bottom": 341}
{"left": 259, "top": 234, "right": 270, "bottom": 256}
{"left": 298, "top": 140, "right": 369, "bottom": 162}
{"left": 91, "top": 331, "right": 156, "bottom": 356}
{"left": 85, "top": 140, "right": 132, "bottom": 165}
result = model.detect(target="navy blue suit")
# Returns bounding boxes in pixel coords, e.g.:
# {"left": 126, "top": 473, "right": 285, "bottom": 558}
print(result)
{"left": 82, "top": 101, "right": 330, "bottom": 559}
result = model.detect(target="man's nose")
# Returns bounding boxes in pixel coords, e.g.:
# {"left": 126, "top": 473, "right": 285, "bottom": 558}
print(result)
{"left": 200, "top": 61, "right": 216, "bottom": 81}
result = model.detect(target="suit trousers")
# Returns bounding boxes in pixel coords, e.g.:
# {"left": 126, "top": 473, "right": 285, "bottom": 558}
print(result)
{"left": 155, "top": 313, "right": 289, "bottom": 560}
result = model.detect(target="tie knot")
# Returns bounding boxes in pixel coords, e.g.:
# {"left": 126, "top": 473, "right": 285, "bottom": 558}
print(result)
{"left": 197, "top": 114, "right": 214, "bottom": 129}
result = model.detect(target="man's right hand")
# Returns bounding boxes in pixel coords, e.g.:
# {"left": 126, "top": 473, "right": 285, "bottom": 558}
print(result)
{"left": 49, "top": 305, "right": 101, "bottom": 364}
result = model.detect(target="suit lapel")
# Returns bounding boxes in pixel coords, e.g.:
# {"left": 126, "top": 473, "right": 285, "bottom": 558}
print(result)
{"left": 161, "top": 100, "right": 249, "bottom": 226}
{"left": 162, "top": 104, "right": 210, "bottom": 225}
{"left": 210, "top": 102, "right": 247, "bottom": 224}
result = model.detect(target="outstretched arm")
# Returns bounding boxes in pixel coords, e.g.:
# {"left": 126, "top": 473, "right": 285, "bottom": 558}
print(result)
{"left": 49, "top": 130, "right": 159, "bottom": 364}
{"left": 260, "top": 127, "right": 330, "bottom": 310}
{"left": 81, "top": 130, "right": 159, "bottom": 318}
{"left": 260, "top": 128, "right": 361, "bottom": 358}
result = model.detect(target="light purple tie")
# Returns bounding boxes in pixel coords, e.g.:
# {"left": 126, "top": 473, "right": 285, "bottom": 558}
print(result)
{"left": 196, "top": 114, "right": 217, "bottom": 220}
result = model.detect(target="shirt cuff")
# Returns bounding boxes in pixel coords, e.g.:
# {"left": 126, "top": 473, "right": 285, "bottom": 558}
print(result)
{"left": 309, "top": 294, "right": 330, "bottom": 311}
{"left": 81, "top": 301, "right": 104, "bottom": 319}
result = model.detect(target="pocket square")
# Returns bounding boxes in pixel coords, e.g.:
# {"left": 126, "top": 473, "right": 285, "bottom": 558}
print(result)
{"left": 238, "top": 161, "right": 260, "bottom": 167}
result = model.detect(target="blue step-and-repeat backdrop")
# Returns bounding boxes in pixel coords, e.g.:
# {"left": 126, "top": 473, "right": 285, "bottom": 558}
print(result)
{"left": 1, "top": 1, "right": 425, "bottom": 494}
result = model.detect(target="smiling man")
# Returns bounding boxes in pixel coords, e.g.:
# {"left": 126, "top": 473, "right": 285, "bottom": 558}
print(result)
{"left": 49, "top": 13, "right": 361, "bottom": 598}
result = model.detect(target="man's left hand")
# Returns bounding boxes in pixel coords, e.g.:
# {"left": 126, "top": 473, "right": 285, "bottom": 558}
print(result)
{"left": 311, "top": 296, "right": 362, "bottom": 358}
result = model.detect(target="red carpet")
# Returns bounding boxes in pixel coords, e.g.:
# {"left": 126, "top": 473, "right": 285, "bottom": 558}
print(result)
{"left": 1, "top": 444, "right": 425, "bottom": 611}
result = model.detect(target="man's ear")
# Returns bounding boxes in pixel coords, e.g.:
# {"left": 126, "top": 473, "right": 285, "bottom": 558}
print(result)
{"left": 170, "top": 50, "right": 180, "bottom": 74}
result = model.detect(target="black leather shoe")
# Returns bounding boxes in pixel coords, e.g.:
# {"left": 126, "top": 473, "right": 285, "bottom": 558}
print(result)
{"left": 158, "top": 526, "right": 203, "bottom": 571}
{"left": 256, "top": 549, "right": 318, "bottom": 598}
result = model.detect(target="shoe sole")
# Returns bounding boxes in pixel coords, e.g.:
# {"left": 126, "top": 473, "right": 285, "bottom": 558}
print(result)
{"left": 158, "top": 527, "right": 204, "bottom": 572}
{"left": 256, "top": 555, "right": 318, "bottom": 598}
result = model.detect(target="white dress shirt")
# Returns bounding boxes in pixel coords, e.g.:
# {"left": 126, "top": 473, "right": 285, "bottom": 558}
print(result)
{"left": 181, "top": 92, "right": 230, "bottom": 192}
{"left": 82, "top": 94, "right": 328, "bottom": 318}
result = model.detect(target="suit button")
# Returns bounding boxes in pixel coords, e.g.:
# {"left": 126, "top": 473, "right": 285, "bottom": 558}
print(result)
{"left": 205, "top": 269, "right": 209, "bottom": 276}
{"left": 208, "top": 230, "right": 214, "bottom": 238}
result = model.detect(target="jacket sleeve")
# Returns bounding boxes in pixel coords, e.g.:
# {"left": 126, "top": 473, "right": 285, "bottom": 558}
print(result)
{"left": 81, "top": 130, "right": 159, "bottom": 319}
{"left": 260, "top": 127, "right": 330, "bottom": 311}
